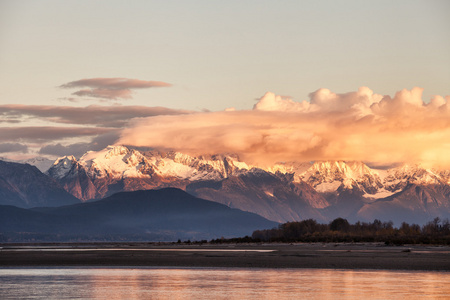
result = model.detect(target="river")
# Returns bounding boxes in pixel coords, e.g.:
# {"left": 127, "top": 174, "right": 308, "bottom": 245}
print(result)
{"left": 1, "top": 267, "right": 449, "bottom": 299}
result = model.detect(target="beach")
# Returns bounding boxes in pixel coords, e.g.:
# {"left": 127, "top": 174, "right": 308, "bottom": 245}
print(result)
{"left": 1, "top": 243, "right": 449, "bottom": 271}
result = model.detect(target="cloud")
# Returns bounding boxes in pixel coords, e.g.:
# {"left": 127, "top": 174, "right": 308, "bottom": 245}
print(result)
{"left": 39, "top": 132, "right": 120, "bottom": 157}
{"left": 39, "top": 143, "right": 86, "bottom": 157}
{"left": 0, "top": 103, "right": 190, "bottom": 159}
{"left": 118, "top": 87, "right": 450, "bottom": 168}
{"left": 0, "top": 143, "right": 28, "bottom": 153}
{"left": 0, "top": 127, "right": 113, "bottom": 143}
{"left": 254, "top": 92, "right": 313, "bottom": 112}
{"left": 61, "top": 78, "right": 172, "bottom": 89}
{"left": 72, "top": 88, "right": 133, "bottom": 99}
{"left": 254, "top": 87, "right": 384, "bottom": 116}
{"left": 60, "top": 78, "right": 172, "bottom": 100}
{"left": 0, "top": 105, "right": 191, "bottom": 127}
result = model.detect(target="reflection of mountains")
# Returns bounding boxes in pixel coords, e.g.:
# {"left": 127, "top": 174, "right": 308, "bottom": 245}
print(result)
{"left": 0, "top": 188, "right": 277, "bottom": 241}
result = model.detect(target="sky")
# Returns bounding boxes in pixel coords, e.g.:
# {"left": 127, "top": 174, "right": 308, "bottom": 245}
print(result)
{"left": 0, "top": 0, "right": 449, "bottom": 167}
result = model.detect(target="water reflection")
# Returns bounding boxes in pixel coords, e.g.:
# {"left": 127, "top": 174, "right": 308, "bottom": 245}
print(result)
{"left": 1, "top": 268, "right": 449, "bottom": 299}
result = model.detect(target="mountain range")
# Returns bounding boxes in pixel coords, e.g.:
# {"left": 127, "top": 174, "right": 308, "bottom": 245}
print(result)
{"left": 2, "top": 145, "right": 450, "bottom": 228}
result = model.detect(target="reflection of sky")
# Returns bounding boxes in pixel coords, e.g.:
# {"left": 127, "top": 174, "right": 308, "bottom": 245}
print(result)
{"left": 1, "top": 268, "right": 449, "bottom": 299}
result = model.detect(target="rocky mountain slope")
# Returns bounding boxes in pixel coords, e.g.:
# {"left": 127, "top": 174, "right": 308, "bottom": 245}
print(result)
{"left": 186, "top": 170, "right": 328, "bottom": 223}
{"left": 0, "top": 160, "right": 80, "bottom": 208}
{"left": 357, "top": 184, "right": 450, "bottom": 225}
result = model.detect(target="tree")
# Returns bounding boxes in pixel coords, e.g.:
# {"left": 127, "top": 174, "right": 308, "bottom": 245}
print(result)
{"left": 329, "top": 218, "right": 350, "bottom": 232}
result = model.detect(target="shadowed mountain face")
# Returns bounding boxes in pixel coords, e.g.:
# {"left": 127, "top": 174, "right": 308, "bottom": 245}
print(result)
{"left": 356, "top": 184, "right": 450, "bottom": 225}
{"left": 0, "top": 160, "right": 80, "bottom": 208}
{"left": 186, "top": 171, "right": 329, "bottom": 223}
{"left": 0, "top": 188, "right": 278, "bottom": 242}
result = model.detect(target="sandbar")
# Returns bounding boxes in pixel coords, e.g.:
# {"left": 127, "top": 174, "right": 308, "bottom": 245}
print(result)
{"left": 1, "top": 243, "right": 449, "bottom": 271}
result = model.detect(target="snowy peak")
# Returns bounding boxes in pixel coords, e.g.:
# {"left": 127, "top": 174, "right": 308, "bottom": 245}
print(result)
{"left": 345, "top": 161, "right": 379, "bottom": 178}
{"left": 46, "top": 155, "right": 78, "bottom": 179}
{"left": 269, "top": 161, "right": 313, "bottom": 178}
{"left": 20, "top": 157, "right": 54, "bottom": 173}
{"left": 80, "top": 145, "right": 130, "bottom": 163}
{"left": 47, "top": 146, "right": 254, "bottom": 190}
{"left": 306, "top": 161, "right": 375, "bottom": 179}
{"left": 0, "top": 157, "right": 55, "bottom": 173}
{"left": 151, "top": 151, "right": 252, "bottom": 180}
{"left": 46, "top": 145, "right": 450, "bottom": 203}
{"left": 78, "top": 145, "right": 154, "bottom": 179}
{"left": 298, "top": 161, "right": 382, "bottom": 193}
{"left": 381, "top": 163, "right": 449, "bottom": 190}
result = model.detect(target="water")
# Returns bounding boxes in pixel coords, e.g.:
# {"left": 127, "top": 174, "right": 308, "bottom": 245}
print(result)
{"left": 0, "top": 267, "right": 448, "bottom": 299}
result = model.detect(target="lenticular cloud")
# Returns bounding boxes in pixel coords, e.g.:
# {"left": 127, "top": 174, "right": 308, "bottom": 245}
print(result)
{"left": 60, "top": 78, "right": 172, "bottom": 100}
{"left": 118, "top": 87, "right": 450, "bottom": 168}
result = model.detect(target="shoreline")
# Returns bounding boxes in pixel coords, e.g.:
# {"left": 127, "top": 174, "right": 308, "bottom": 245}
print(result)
{"left": 1, "top": 243, "right": 449, "bottom": 271}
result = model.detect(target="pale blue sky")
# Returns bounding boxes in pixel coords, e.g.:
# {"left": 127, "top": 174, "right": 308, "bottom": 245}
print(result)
{"left": 1, "top": 0, "right": 449, "bottom": 111}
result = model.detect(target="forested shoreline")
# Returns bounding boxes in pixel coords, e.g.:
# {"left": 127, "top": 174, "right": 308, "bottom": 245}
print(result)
{"left": 248, "top": 218, "right": 450, "bottom": 245}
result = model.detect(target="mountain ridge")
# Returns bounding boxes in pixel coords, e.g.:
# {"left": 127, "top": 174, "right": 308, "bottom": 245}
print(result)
{"left": 4, "top": 145, "right": 450, "bottom": 225}
{"left": 0, "top": 188, "right": 278, "bottom": 241}
{"left": 0, "top": 160, "right": 80, "bottom": 208}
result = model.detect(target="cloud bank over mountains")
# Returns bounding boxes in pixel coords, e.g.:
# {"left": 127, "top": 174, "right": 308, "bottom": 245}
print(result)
{"left": 119, "top": 87, "right": 450, "bottom": 168}
{"left": 1, "top": 85, "right": 449, "bottom": 167}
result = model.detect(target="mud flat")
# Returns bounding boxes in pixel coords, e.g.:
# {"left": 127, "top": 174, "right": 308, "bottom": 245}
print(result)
{"left": 1, "top": 243, "right": 449, "bottom": 271}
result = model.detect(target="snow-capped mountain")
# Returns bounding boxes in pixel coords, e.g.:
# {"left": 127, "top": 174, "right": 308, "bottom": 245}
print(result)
{"left": 46, "top": 145, "right": 255, "bottom": 200}
{"left": 381, "top": 164, "right": 450, "bottom": 190}
{"left": 47, "top": 156, "right": 78, "bottom": 179}
{"left": 148, "top": 151, "right": 252, "bottom": 180}
{"left": 296, "top": 161, "right": 382, "bottom": 194}
{"left": 43, "top": 145, "right": 450, "bottom": 224}
{"left": 274, "top": 160, "right": 450, "bottom": 200}
{"left": 0, "top": 156, "right": 55, "bottom": 173}
{"left": 19, "top": 157, "right": 54, "bottom": 173}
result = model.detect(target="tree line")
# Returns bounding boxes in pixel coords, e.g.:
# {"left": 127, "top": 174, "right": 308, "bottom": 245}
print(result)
{"left": 248, "top": 217, "right": 450, "bottom": 245}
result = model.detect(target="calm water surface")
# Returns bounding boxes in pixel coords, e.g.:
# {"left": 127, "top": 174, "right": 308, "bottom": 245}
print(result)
{"left": 0, "top": 267, "right": 448, "bottom": 299}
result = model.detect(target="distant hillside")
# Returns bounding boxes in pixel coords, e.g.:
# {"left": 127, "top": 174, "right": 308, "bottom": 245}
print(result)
{"left": 0, "top": 188, "right": 278, "bottom": 242}
{"left": 0, "top": 160, "right": 80, "bottom": 208}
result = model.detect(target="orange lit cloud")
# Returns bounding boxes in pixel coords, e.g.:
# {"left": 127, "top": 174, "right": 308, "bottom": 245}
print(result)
{"left": 118, "top": 87, "right": 450, "bottom": 168}
{"left": 60, "top": 77, "right": 172, "bottom": 100}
